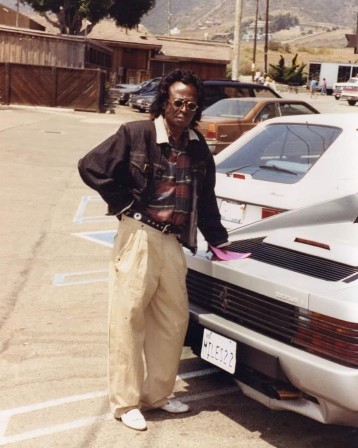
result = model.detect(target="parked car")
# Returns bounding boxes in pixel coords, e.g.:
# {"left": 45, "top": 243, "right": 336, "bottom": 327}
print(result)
{"left": 202, "top": 79, "right": 281, "bottom": 109}
{"left": 185, "top": 192, "right": 358, "bottom": 427}
{"left": 110, "top": 83, "right": 139, "bottom": 104}
{"left": 120, "top": 77, "right": 161, "bottom": 105}
{"left": 213, "top": 113, "right": 358, "bottom": 230}
{"left": 128, "top": 92, "right": 156, "bottom": 113}
{"left": 340, "top": 83, "right": 358, "bottom": 106}
{"left": 332, "top": 76, "right": 358, "bottom": 100}
{"left": 198, "top": 97, "right": 319, "bottom": 154}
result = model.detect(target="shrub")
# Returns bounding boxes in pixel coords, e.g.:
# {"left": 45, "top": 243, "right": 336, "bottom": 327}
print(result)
{"left": 269, "top": 54, "right": 307, "bottom": 85}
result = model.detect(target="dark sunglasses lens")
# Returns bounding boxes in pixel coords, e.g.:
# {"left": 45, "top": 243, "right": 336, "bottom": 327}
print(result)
{"left": 187, "top": 102, "right": 198, "bottom": 111}
{"left": 173, "top": 99, "right": 184, "bottom": 108}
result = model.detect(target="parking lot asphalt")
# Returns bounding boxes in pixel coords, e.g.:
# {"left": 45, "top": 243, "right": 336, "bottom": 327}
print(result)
{"left": 1, "top": 99, "right": 358, "bottom": 448}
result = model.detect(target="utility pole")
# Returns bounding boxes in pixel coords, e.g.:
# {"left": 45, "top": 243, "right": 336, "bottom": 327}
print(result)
{"left": 357, "top": 12, "right": 358, "bottom": 54}
{"left": 16, "top": 0, "right": 19, "bottom": 27}
{"left": 167, "top": 0, "right": 172, "bottom": 35}
{"left": 264, "top": 0, "right": 269, "bottom": 75}
{"left": 231, "top": 0, "right": 243, "bottom": 80}
{"left": 252, "top": 0, "right": 259, "bottom": 80}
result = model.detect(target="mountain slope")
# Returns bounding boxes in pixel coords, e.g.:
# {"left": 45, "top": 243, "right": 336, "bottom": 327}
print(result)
{"left": 1, "top": 0, "right": 356, "bottom": 37}
{"left": 142, "top": 0, "right": 356, "bottom": 34}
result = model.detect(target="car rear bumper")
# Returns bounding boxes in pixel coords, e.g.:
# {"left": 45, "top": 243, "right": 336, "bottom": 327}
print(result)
{"left": 186, "top": 302, "right": 358, "bottom": 427}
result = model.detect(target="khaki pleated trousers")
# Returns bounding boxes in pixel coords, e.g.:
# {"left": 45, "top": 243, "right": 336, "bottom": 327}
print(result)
{"left": 108, "top": 214, "right": 189, "bottom": 418}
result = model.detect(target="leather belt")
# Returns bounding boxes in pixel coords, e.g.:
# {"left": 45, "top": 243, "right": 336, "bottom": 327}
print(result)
{"left": 124, "top": 210, "right": 183, "bottom": 235}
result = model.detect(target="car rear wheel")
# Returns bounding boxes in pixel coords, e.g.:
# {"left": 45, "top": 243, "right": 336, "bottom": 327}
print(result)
{"left": 348, "top": 100, "right": 357, "bottom": 106}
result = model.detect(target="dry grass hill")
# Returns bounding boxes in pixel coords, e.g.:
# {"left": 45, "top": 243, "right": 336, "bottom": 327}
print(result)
{"left": 143, "top": 0, "right": 358, "bottom": 76}
{"left": 143, "top": 0, "right": 356, "bottom": 34}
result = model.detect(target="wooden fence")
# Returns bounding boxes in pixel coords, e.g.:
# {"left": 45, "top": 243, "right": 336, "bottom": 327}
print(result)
{"left": 0, "top": 63, "right": 106, "bottom": 112}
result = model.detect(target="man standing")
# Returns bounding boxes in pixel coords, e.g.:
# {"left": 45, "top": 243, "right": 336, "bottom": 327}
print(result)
{"left": 310, "top": 78, "right": 318, "bottom": 98}
{"left": 78, "top": 70, "right": 228, "bottom": 431}
{"left": 320, "top": 78, "right": 327, "bottom": 95}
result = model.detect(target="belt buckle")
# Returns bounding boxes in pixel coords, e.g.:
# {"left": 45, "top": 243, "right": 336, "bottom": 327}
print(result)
{"left": 162, "top": 224, "right": 171, "bottom": 234}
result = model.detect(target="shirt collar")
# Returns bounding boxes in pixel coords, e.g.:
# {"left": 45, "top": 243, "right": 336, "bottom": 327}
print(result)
{"left": 154, "top": 116, "right": 199, "bottom": 144}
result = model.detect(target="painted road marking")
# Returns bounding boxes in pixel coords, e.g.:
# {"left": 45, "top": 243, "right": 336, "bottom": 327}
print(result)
{"left": 73, "top": 195, "right": 116, "bottom": 224}
{"left": 53, "top": 269, "right": 109, "bottom": 286}
{"left": 0, "top": 368, "right": 232, "bottom": 446}
{"left": 0, "top": 387, "right": 237, "bottom": 445}
{"left": 71, "top": 230, "right": 116, "bottom": 248}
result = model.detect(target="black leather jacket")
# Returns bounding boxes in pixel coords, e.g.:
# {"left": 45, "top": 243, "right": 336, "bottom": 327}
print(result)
{"left": 78, "top": 119, "right": 228, "bottom": 253}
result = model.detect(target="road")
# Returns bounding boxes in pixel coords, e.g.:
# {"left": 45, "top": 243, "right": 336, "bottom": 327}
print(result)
{"left": 0, "top": 96, "right": 358, "bottom": 448}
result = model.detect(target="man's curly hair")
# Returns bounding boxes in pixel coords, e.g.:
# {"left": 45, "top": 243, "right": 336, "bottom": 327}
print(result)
{"left": 149, "top": 69, "right": 204, "bottom": 128}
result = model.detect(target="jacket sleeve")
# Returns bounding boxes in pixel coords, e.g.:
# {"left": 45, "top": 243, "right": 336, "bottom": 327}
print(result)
{"left": 78, "top": 124, "right": 133, "bottom": 214}
{"left": 197, "top": 148, "right": 229, "bottom": 247}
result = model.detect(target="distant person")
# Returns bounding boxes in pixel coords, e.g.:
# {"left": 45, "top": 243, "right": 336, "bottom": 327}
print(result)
{"left": 310, "top": 79, "right": 318, "bottom": 98}
{"left": 264, "top": 77, "right": 277, "bottom": 92}
{"left": 320, "top": 78, "right": 327, "bottom": 95}
{"left": 264, "top": 76, "right": 271, "bottom": 87}
{"left": 254, "top": 70, "right": 261, "bottom": 82}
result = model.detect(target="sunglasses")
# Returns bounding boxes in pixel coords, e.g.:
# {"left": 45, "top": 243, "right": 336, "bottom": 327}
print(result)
{"left": 168, "top": 98, "right": 199, "bottom": 112}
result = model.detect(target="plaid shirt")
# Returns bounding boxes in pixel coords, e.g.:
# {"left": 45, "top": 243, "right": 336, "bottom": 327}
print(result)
{"left": 145, "top": 126, "right": 193, "bottom": 226}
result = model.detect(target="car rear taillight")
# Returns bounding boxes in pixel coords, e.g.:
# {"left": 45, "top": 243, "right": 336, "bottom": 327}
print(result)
{"left": 207, "top": 123, "right": 217, "bottom": 139}
{"left": 293, "top": 309, "right": 358, "bottom": 367}
{"left": 261, "top": 208, "right": 283, "bottom": 219}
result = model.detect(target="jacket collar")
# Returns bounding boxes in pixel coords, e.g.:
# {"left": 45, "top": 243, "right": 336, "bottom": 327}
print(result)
{"left": 154, "top": 116, "right": 199, "bottom": 144}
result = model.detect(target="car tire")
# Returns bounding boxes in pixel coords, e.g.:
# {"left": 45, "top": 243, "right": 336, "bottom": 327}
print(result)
{"left": 334, "top": 95, "right": 340, "bottom": 100}
{"left": 347, "top": 100, "right": 357, "bottom": 106}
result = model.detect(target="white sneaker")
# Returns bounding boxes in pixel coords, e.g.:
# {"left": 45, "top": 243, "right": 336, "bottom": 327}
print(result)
{"left": 160, "top": 399, "right": 190, "bottom": 414}
{"left": 121, "top": 409, "right": 147, "bottom": 431}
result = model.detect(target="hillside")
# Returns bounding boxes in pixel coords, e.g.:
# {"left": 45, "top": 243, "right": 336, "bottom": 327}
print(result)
{"left": 2, "top": 0, "right": 356, "bottom": 38}
{"left": 142, "top": 0, "right": 357, "bottom": 35}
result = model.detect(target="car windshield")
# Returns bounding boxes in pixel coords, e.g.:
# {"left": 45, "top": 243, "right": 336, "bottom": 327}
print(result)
{"left": 216, "top": 123, "right": 342, "bottom": 184}
{"left": 202, "top": 99, "right": 256, "bottom": 118}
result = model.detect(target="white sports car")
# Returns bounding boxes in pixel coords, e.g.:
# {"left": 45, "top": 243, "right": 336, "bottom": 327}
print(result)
{"left": 185, "top": 193, "right": 358, "bottom": 427}
{"left": 214, "top": 114, "right": 358, "bottom": 230}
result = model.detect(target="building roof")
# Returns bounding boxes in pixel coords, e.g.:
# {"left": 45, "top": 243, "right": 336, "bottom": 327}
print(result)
{"left": 0, "top": 24, "right": 112, "bottom": 54}
{"left": 0, "top": 2, "right": 45, "bottom": 30}
{"left": 87, "top": 20, "right": 161, "bottom": 49}
{"left": 25, "top": 13, "right": 161, "bottom": 50}
{"left": 155, "top": 36, "right": 231, "bottom": 64}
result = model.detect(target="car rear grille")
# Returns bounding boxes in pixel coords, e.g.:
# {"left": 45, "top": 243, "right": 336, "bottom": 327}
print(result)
{"left": 187, "top": 269, "right": 297, "bottom": 343}
{"left": 228, "top": 237, "right": 358, "bottom": 282}
{"left": 187, "top": 269, "right": 358, "bottom": 368}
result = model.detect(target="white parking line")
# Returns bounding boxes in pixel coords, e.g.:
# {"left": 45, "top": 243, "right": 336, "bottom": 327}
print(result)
{"left": 0, "top": 368, "right": 231, "bottom": 445}
{"left": 53, "top": 269, "right": 109, "bottom": 286}
{"left": 73, "top": 195, "right": 115, "bottom": 224}
{"left": 0, "top": 387, "right": 237, "bottom": 445}
{"left": 71, "top": 230, "right": 116, "bottom": 248}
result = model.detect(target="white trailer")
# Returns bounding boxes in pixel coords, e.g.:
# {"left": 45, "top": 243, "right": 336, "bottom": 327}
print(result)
{"left": 308, "top": 62, "right": 358, "bottom": 95}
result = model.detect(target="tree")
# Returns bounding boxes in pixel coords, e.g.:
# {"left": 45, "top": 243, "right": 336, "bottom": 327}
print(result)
{"left": 269, "top": 54, "right": 307, "bottom": 86}
{"left": 20, "top": 0, "right": 156, "bottom": 35}
{"left": 269, "top": 13, "right": 299, "bottom": 33}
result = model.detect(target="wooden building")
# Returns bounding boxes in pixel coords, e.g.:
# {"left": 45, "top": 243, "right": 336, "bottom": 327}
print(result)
{"left": 152, "top": 36, "right": 231, "bottom": 80}
{"left": 87, "top": 20, "right": 162, "bottom": 84}
{"left": 0, "top": 5, "right": 231, "bottom": 111}
{"left": 0, "top": 26, "right": 112, "bottom": 70}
